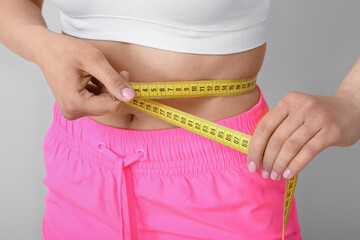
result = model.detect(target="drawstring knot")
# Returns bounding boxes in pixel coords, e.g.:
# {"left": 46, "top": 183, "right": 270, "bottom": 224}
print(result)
{"left": 97, "top": 142, "right": 146, "bottom": 165}
{"left": 124, "top": 148, "right": 147, "bottom": 165}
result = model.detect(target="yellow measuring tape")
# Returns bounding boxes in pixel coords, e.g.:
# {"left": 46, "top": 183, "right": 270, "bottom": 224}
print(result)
{"left": 88, "top": 76, "right": 298, "bottom": 239}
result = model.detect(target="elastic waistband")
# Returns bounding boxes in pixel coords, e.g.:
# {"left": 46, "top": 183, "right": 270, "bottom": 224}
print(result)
{"left": 48, "top": 84, "right": 269, "bottom": 177}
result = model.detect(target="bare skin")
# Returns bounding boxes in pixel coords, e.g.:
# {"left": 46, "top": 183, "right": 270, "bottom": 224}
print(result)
{"left": 0, "top": 0, "right": 359, "bottom": 182}
{"left": 69, "top": 33, "right": 266, "bottom": 130}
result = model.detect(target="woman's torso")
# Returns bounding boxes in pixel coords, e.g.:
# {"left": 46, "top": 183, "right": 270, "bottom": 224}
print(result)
{"left": 69, "top": 34, "right": 267, "bottom": 130}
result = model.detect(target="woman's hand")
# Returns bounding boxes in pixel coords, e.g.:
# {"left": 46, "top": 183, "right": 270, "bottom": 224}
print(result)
{"left": 247, "top": 90, "right": 360, "bottom": 180}
{"left": 34, "top": 29, "right": 136, "bottom": 120}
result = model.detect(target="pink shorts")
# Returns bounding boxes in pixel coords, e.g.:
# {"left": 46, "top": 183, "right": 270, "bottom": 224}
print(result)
{"left": 42, "top": 85, "right": 302, "bottom": 240}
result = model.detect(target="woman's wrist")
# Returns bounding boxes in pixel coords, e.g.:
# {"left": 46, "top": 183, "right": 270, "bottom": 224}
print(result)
{"left": 331, "top": 83, "right": 360, "bottom": 146}
{"left": 25, "top": 25, "right": 59, "bottom": 65}
{"left": 332, "top": 57, "right": 360, "bottom": 117}
{"left": 333, "top": 85, "right": 360, "bottom": 117}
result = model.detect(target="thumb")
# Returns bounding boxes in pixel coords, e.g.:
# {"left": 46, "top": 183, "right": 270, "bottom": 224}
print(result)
{"left": 85, "top": 53, "right": 136, "bottom": 102}
{"left": 112, "top": 70, "right": 133, "bottom": 102}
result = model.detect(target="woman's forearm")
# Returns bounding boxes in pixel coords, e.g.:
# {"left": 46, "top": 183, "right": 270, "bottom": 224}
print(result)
{"left": 334, "top": 57, "right": 360, "bottom": 104}
{"left": 0, "top": 0, "right": 51, "bottom": 63}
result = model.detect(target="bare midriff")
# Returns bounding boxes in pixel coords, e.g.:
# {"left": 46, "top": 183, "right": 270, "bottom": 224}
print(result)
{"left": 64, "top": 33, "right": 267, "bottom": 130}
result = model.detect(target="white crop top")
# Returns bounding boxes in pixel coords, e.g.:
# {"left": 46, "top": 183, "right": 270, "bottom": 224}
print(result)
{"left": 51, "top": 0, "right": 273, "bottom": 54}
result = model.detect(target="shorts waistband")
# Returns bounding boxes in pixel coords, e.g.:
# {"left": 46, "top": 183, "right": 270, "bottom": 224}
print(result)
{"left": 47, "top": 84, "right": 269, "bottom": 177}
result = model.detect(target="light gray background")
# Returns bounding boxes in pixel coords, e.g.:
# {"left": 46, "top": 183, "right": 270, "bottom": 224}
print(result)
{"left": 0, "top": 0, "right": 359, "bottom": 239}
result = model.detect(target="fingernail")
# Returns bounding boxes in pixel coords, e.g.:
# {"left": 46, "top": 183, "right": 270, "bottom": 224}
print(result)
{"left": 262, "top": 169, "right": 270, "bottom": 179}
{"left": 270, "top": 170, "right": 279, "bottom": 180}
{"left": 283, "top": 169, "right": 292, "bottom": 179}
{"left": 122, "top": 88, "right": 135, "bottom": 100}
{"left": 248, "top": 161, "right": 257, "bottom": 173}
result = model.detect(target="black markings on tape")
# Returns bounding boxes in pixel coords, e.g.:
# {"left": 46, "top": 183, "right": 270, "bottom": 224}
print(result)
{"left": 226, "top": 133, "right": 232, "bottom": 141}
{"left": 180, "top": 117, "right": 186, "bottom": 124}
{"left": 153, "top": 106, "right": 158, "bottom": 114}
{"left": 130, "top": 78, "right": 257, "bottom": 99}
{"left": 218, "top": 130, "right": 224, "bottom": 138}
{"left": 202, "top": 125, "right": 208, "bottom": 133}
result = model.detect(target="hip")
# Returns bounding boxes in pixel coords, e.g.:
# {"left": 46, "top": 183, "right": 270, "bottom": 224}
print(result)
{"left": 42, "top": 85, "right": 302, "bottom": 239}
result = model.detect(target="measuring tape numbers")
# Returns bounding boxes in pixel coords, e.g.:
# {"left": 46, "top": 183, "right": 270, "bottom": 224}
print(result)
{"left": 89, "top": 76, "right": 298, "bottom": 239}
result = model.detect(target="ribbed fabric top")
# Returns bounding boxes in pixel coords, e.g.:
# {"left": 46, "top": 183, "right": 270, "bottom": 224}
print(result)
{"left": 51, "top": 0, "right": 273, "bottom": 54}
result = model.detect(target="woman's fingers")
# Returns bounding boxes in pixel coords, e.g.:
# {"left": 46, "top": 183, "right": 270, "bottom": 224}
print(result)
{"left": 261, "top": 113, "right": 305, "bottom": 178}
{"left": 246, "top": 90, "right": 353, "bottom": 180}
{"left": 282, "top": 128, "right": 329, "bottom": 179}
{"left": 78, "top": 89, "right": 125, "bottom": 117}
{"left": 77, "top": 70, "right": 134, "bottom": 118}
{"left": 268, "top": 122, "right": 321, "bottom": 180}
{"left": 60, "top": 70, "right": 134, "bottom": 120}
{"left": 247, "top": 99, "right": 289, "bottom": 172}
{"left": 84, "top": 50, "right": 136, "bottom": 102}
{"left": 59, "top": 88, "right": 118, "bottom": 120}
{"left": 36, "top": 34, "right": 136, "bottom": 120}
